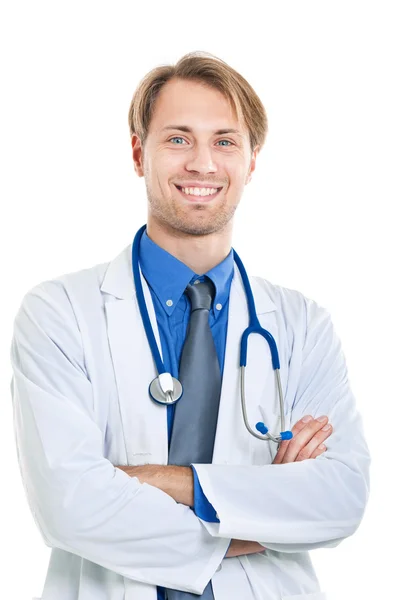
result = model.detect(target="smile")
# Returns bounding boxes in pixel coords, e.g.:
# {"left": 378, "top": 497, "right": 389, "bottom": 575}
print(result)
{"left": 174, "top": 184, "right": 223, "bottom": 202}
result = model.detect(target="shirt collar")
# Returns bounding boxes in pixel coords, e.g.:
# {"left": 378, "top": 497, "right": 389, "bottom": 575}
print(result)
{"left": 203, "top": 248, "right": 234, "bottom": 318}
{"left": 139, "top": 228, "right": 234, "bottom": 317}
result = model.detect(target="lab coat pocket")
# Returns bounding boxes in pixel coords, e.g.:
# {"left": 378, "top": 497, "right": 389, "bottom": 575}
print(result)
{"left": 281, "top": 593, "right": 327, "bottom": 600}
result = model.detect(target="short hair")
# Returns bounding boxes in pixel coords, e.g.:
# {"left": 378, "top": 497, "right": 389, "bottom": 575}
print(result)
{"left": 128, "top": 51, "right": 268, "bottom": 153}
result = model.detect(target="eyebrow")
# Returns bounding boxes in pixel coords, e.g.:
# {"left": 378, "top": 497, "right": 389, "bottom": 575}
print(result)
{"left": 161, "top": 125, "right": 244, "bottom": 138}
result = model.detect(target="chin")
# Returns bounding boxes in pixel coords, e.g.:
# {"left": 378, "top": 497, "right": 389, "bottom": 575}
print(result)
{"left": 174, "top": 211, "right": 233, "bottom": 237}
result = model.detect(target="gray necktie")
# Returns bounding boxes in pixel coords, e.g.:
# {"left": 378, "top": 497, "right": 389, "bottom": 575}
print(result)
{"left": 166, "top": 278, "right": 221, "bottom": 600}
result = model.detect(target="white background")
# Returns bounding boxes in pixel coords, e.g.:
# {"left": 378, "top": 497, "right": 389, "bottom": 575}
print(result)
{"left": 1, "top": 1, "right": 399, "bottom": 599}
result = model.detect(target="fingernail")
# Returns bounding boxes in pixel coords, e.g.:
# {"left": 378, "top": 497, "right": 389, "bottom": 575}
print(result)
{"left": 318, "top": 444, "right": 326, "bottom": 450}
{"left": 322, "top": 424, "right": 331, "bottom": 431}
{"left": 302, "top": 415, "right": 313, "bottom": 422}
{"left": 317, "top": 416, "right": 328, "bottom": 422}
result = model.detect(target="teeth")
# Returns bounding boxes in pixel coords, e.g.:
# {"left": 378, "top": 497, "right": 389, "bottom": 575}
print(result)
{"left": 179, "top": 186, "right": 219, "bottom": 196}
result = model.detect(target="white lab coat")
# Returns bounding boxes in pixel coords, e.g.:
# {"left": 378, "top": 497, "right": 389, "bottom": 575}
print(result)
{"left": 10, "top": 243, "right": 370, "bottom": 600}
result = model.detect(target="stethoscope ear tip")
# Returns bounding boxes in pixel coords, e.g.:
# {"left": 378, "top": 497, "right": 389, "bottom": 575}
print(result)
{"left": 255, "top": 422, "right": 269, "bottom": 435}
{"left": 280, "top": 431, "right": 293, "bottom": 441}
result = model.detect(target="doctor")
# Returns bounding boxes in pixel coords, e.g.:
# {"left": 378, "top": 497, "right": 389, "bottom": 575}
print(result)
{"left": 10, "top": 51, "right": 370, "bottom": 600}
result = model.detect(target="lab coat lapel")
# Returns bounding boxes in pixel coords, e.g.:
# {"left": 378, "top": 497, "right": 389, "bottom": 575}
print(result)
{"left": 100, "top": 244, "right": 283, "bottom": 469}
{"left": 212, "top": 263, "right": 280, "bottom": 465}
{"left": 101, "top": 245, "right": 168, "bottom": 466}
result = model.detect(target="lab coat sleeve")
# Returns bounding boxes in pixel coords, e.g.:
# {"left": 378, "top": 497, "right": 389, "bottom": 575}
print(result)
{"left": 9, "top": 281, "right": 229, "bottom": 595}
{"left": 192, "top": 297, "right": 371, "bottom": 552}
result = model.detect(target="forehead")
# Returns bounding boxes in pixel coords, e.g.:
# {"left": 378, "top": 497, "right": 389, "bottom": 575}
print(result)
{"left": 148, "top": 78, "right": 245, "bottom": 135}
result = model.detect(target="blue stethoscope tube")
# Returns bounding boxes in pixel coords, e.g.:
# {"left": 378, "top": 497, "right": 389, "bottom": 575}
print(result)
{"left": 132, "top": 225, "right": 293, "bottom": 444}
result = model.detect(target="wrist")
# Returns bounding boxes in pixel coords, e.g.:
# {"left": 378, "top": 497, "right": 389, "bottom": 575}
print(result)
{"left": 116, "top": 464, "right": 194, "bottom": 506}
{"left": 161, "top": 466, "right": 194, "bottom": 506}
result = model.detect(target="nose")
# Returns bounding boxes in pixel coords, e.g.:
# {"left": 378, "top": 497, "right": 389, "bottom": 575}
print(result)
{"left": 184, "top": 144, "right": 218, "bottom": 175}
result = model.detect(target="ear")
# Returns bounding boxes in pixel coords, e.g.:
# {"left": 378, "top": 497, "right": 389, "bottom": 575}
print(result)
{"left": 245, "top": 145, "right": 260, "bottom": 185}
{"left": 131, "top": 134, "right": 145, "bottom": 177}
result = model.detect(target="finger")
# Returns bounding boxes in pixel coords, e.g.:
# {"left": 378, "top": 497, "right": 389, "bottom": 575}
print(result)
{"left": 273, "top": 415, "right": 332, "bottom": 464}
{"left": 275, "top": 415, "right": 324, "bottom": 464}
{"left": 295, "top": 424, "right": 333, "bottom": 461}
{"left": 310, "top": 444, "right": 327, "bottom": 459}
{"left": 281, "top": 417, "right": 330, "bottom": 464}
{"left": 273, "top": 416, "right": 311, "bottom": 464}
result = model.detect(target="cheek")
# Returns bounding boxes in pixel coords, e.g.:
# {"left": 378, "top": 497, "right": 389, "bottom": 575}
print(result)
{"left": 226, "top": 168, "right": 247, "bottom": 190}
{"left": 156, "top": 157, "right": 183, "bottom": 186}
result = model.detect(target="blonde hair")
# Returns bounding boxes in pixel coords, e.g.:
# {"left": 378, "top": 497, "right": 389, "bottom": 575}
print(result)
{"left": 128, "top": 51, "right": 268, "bottom": 153}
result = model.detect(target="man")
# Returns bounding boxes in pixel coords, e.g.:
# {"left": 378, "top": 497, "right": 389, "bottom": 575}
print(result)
{"left": 10, "top": 51, "right": 370, "bottom": 600}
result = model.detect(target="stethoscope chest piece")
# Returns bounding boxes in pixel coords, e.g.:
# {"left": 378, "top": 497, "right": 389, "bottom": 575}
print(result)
{"left": 149, "top": 374, "right": 183, "bottom": 405}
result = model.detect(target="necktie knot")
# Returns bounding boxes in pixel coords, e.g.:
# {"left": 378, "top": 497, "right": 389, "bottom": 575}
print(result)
{"left": 184, "top": 278, "right": 214, "bottom": 312}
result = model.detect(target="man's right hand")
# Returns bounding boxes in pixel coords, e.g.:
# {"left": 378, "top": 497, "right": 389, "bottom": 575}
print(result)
{"left": 226, "top": 539, "right": 265, "bottom": 558}
{"left": 225, "top": 415, "right": 333, "bottom": 558}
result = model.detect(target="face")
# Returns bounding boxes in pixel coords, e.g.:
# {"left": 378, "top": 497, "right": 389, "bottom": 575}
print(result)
{"left": 131, "top": 78, "right": 259, "bottom": 236}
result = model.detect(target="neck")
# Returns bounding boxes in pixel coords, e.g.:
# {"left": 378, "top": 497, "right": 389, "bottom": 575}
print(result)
{"left": 146, "top": 216, "right": 233, "bottom": 274}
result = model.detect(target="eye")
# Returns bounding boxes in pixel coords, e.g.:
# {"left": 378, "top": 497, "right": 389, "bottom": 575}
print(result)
{"left": 169, "top": 136, "right": 187, "bottom": 144}
{"left": 167, "top": 137, "right": 234, "bottom": 147}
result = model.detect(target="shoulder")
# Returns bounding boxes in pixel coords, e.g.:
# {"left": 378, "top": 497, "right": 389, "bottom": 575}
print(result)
{"left": 251, "top": 274, "right": 328, "bottom": 313}
{"left": 12, "top": 254, "right": 113, "bottom": 329}
{"left": 249, "top": 274, "right": 333, "bottom": 332}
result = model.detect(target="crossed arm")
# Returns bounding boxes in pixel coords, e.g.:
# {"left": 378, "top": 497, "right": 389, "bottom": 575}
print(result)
{"left": 116, "top": 415, "right": 333, "bottom": 557}
{"left": 10, "top": 283, "right": 370, "bottom": 594}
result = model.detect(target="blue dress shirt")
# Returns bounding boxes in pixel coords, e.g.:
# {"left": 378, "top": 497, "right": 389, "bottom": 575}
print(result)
{"left": 138, "top": 229, "right": 233, "bottom": 600}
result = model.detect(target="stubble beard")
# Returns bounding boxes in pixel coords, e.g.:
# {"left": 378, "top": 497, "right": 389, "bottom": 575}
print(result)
{"left": 145, "top": 182, "right": 239, "bottom": 237}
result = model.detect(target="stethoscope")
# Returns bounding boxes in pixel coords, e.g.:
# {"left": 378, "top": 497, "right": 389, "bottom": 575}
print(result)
{"left": 132, "top": 225, "right": 293, "bottom": 444}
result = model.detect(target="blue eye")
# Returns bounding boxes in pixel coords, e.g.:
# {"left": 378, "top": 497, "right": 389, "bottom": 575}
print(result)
{"left": 168, "top": 137, "right": 233, "bottom": 146}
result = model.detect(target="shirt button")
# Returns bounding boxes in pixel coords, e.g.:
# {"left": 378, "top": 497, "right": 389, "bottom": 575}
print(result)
{"left": 166, "top": 299, "right": 173, "bottom": 307}
{"left": 216, "top": 303, "right": 222, "bottom": 311}
{"left": 216, "top": 564, "right": 222, "bottom": 571}
{"left": 194, "top": 280, "right": 200, "bottom": 285}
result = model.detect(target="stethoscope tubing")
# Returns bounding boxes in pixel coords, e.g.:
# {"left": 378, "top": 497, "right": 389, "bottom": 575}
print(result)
{"left": 132, "top": 225, "right": 166, "bottom": 375}
{"left": 131, "top": 225, "right": 292, "bottom": 443}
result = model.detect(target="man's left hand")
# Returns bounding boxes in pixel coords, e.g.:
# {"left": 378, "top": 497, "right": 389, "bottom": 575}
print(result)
{"left": 273, "top": 415, "right": 332, "bottom": 464}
